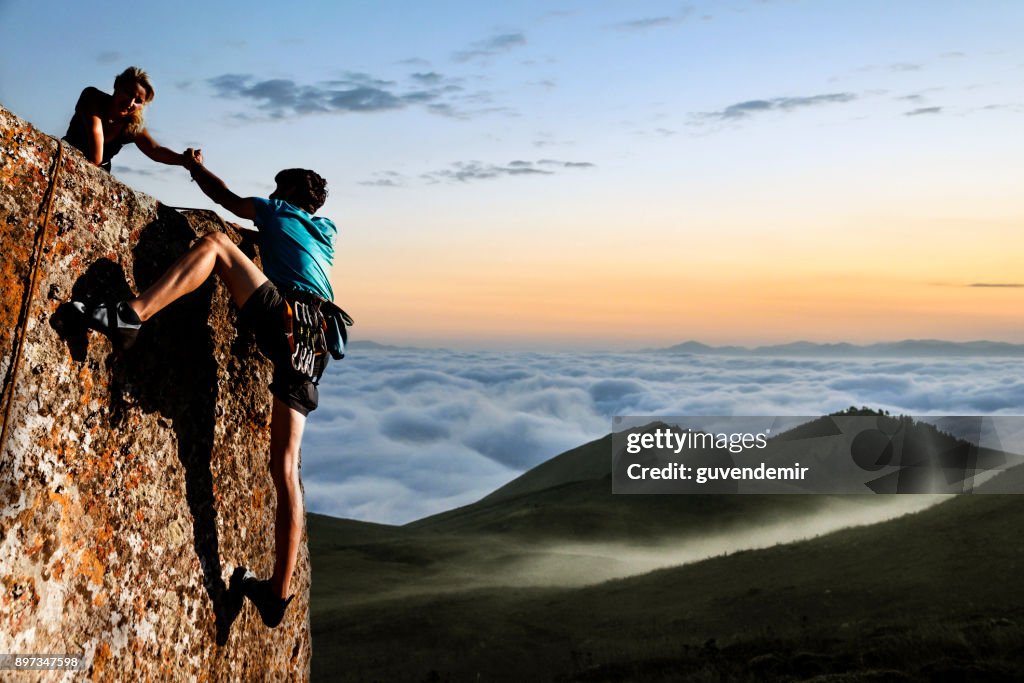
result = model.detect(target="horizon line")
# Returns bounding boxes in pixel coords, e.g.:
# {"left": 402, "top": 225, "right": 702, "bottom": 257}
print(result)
{"left": 349, "top": 337, "right": 1024, "bottom": 353}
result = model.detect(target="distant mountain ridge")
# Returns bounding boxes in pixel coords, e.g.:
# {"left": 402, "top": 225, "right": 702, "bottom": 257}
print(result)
{"left": 652, "top": 339, "right": 1024, "bottom": 357}
{"left": 342, "top": 338, "right": 1024, "bottom": 356}
{"left": 346, "top": 339, "right": 418, "bottom": 351}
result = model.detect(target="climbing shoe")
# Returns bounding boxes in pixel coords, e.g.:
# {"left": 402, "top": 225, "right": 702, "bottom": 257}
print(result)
{"left": 216, "top": 567, "right": 249, "bottom": 646}
{"left": 239, "top": 570, "right": 294, "bottom": 628}
{"left": 71, "top": 300, "right": 141, "bottom": 350}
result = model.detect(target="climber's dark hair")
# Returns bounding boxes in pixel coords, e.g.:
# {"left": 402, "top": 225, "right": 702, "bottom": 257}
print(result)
{"left": 273, "top": 168, "right": 328, "bottom": 213}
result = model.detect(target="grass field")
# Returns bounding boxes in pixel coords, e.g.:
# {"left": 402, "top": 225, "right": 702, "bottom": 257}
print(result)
{"left": 308, "top": 423, "right": 1024, "bottom": 682}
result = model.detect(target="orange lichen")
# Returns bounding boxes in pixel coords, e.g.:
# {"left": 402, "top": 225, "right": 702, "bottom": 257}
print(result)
{"left": 90, "top": 642, "right": 111, "bottom": 680}
{"left": 78, "top": 548, "right": 106, "bottom": 586}
{"left": 1, "top": 576, "right": 39, "bottom": 616}
{"left": 126, "top": 467, "right": 143, "bottom": 490}
{"left": 26, "top": 535, "right": 44, "bottom": 557}
{"left": 16, "top": 492, "right": 42, "bottom": 527}
{"left": 96, "top": 449, "right": 116, "bottom": 477}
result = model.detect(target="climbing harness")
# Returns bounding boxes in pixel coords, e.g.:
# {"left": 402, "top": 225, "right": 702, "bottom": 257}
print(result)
{"left": 0, "top": 139, "right": 64, "bottom": 456}
{"left": 282, "top": 289, "right": 353, "bottom": 384}
{"left": 283, "top": 290, "right": 325, "bottom": 380}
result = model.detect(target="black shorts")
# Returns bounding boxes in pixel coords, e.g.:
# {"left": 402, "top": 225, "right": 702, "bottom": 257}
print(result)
{"left": 239, "top": 281, "right": 328, "bottom": 416}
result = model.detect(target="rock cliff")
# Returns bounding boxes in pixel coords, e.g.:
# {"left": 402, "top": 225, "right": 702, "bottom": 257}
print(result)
{"left": 0, "top": 104, "right": 310, "bottom": 680}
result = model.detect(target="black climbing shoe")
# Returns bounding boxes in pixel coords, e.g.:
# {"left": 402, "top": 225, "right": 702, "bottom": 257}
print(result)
{"left": 216, "top": 567, "right": 249, "bottom": 646}
{"left": 239, "top": 570, "right": 294, "bottom": 628}
{"left": 70, "top": 300, "right": 141, "bottom": 350}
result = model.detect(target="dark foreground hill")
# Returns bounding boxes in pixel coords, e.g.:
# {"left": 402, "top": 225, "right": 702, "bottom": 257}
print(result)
{"left": 308, "top": 419, "right": 1024, "bottom": 681}
{"left": 405, "top": 433, "right": 838, "bottom": 540}
{"left": 310, "top": 496, "right": 1024, "bottom": 682}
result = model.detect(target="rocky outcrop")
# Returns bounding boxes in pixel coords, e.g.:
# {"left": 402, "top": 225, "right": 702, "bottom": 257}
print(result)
{"left": 0, "top": 104, "right": 310, "bottom": 680}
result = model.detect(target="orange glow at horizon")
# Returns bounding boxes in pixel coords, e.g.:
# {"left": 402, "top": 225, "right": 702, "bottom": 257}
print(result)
{"left": 334, "top": 202, "right": 1024, "bottom": 347}
{"left": 336, "top": 259, "right": 1024, "bottom": 347}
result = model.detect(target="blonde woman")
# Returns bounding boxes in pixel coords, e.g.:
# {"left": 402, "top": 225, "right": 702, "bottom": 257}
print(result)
{"left": 64, "top": 67, "right": 190, "bottom": 172}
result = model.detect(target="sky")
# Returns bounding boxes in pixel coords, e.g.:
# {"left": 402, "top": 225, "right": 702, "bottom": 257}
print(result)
{"left": 305, "top": 348, "right": 1024, "bottom": 523}
{"left": 1, "top": 0, "right": 1023, "bottom": 349}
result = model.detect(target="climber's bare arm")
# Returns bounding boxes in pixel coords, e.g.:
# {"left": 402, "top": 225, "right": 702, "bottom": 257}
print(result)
{"left": 134, "top": 129, "right": 189, "bottom": 167}
{"left": 86, "top": 117, "right": 105, "bottom": 165}
{"left": 76, "top": 88, "right": 105, "bottom": 166}
{"left": 183, "top": 149, "right": 257, "bottom": 221}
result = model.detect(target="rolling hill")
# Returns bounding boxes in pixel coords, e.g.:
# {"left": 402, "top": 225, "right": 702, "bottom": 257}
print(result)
{"left": 308, "top": 416, "right": 1024, "bottom": 681}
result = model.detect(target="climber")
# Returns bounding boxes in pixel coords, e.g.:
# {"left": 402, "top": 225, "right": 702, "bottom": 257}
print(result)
{"left": 73, "top": 149, "right": 339, "bottom": 629}
{"left": 63, "top": 66, "right": 192, "bottom": 172}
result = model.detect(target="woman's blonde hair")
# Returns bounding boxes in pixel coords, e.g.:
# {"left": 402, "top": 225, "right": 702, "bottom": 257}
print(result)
{"left": 113, "top": 66, "right": 155, "bottom": 135}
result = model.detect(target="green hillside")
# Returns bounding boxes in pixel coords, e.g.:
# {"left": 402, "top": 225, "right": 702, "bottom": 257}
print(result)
{"left": 406, "top": 426, "right": 838, "bottom": 540}
{"left": 407, "top": 476, "right": 840, "bottom": 540}
{"left": 309, "top": 418, "right": 1024, "bottom": 681}
{"left": 311, "top": 494, "right": 1024, "bottom": 682}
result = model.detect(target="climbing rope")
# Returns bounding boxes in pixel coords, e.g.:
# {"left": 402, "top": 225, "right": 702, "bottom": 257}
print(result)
{"left": 0, "top": 139, "right": 65, "bottom": 455}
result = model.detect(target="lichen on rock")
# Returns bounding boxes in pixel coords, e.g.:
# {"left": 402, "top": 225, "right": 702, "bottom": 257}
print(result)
{"left": 0, "top": 103, "right": 311, "bottom": 681}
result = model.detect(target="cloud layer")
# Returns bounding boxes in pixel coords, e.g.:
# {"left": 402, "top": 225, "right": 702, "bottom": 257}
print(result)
{"left": 303, "top": 349, "right": 1024, "bottom": 524}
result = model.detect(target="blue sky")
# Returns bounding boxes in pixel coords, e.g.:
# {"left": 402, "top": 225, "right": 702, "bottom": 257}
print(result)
{"left": 2, "top": 1, "right": 1023, "bottom": 348}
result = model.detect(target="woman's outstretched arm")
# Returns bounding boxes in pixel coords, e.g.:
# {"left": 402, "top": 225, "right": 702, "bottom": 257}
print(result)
{"left": 134, "top": 128, "right": 188, "bottom": 166}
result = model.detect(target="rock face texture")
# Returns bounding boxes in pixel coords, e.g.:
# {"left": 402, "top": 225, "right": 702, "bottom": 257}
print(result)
{"left": 0, "top": 104, "right": 311, "bottom": 680}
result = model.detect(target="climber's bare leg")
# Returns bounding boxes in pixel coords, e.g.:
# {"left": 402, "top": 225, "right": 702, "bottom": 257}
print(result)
{"left": 128, "top": 232, "right": 268, "bottom": 322}
{"left": 268, "top": 396, "right": 305, "bottom": 599}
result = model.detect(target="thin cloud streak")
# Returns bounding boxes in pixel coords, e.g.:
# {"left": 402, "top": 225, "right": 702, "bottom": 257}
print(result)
{"left": 612, "top": 16, "right": 676, "bottom": 30}
{"left": 970, "top": 283, "right": 1024, "bottom": 288}
{"left": 423, "top": 159, "right": 595, "bottom": 183}
{"left": 360, "top": 159, "right": 595, "bottom": 186}
{"left": 698, "top": 93, "right": 857, "bottom": 121}
{"left": 610, "top": 7, "right": 693, "bottom": 31}
{"left": 453, "top": 32, "right": 527, "bottom": 62}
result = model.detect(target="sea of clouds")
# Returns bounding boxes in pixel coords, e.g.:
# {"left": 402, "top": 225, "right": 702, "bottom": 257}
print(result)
{"left": 302, "top": 349, "right": 1024, "bottom": 524}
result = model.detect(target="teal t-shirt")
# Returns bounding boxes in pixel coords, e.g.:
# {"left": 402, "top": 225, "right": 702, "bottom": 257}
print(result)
{"left": 251, "top": 197, "right": 337, "bottom": 301}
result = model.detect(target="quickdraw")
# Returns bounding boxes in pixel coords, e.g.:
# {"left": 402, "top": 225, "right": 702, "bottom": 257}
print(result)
{"left": 282, "top": 291, "right": 328, "bottom": 383}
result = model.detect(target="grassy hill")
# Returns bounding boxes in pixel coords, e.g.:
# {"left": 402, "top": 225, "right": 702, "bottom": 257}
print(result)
{"left": 308, "top": 418, "right": 1024, "bottom": 681}
{"left": 406, "top": 429, "right": 840, "bottom": 539}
